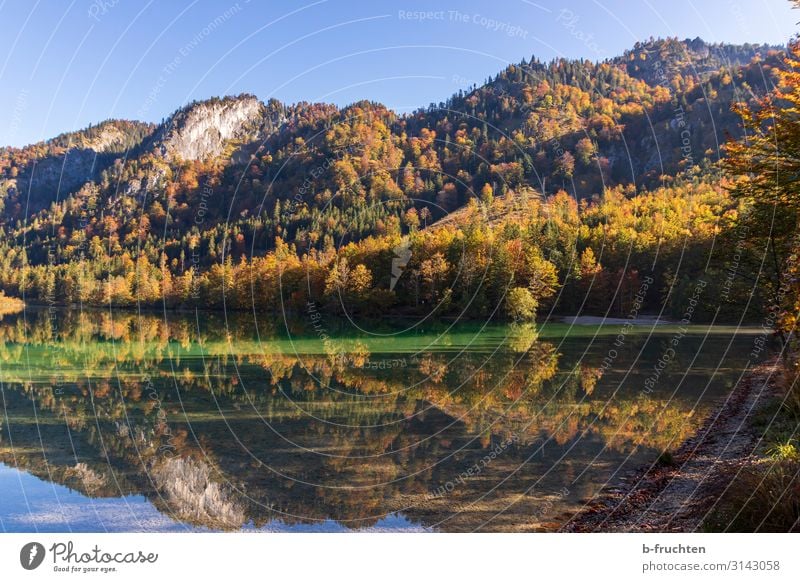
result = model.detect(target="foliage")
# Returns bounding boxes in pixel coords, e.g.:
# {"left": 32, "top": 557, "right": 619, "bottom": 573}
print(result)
{"left": 506, "top": 287, "right": 538, "bottom": 321}
{"left": 724, "top": 39, "right": 800, "bottom": 334}
{"left": 0, "top": 38, "right": 784, "bottom": 323}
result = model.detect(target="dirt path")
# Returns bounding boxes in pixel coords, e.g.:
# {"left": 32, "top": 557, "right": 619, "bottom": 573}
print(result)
{"left": 563, "top": 358, "right": 781, "bottom": 532}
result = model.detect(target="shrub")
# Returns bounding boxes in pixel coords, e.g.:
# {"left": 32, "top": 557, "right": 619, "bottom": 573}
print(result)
{"left": 506, "top": 287, "right": 538, "bottom": 322}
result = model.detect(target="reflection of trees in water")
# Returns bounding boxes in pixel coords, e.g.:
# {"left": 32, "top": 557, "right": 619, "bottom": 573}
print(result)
{"left": 0, "top": 310, "right": 722, "bottom": 530}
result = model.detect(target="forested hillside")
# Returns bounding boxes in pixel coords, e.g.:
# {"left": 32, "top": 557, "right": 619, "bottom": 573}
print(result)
{"left": 0, "top": 37, "right": 785, "bottom": 321}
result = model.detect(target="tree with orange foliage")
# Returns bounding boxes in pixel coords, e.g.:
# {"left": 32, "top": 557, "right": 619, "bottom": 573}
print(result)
{"left": 724, "top": 38, "right": 800, "bottom": 334}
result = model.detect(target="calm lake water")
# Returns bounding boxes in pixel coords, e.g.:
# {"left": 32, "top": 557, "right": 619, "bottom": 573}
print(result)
{"left": 0, "top": 308, "right": 768, "bottom": 532}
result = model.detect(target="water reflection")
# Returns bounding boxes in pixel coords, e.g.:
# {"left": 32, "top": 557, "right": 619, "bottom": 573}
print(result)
{"left": 0, "top": 309, "right": 759, "bottom": 531}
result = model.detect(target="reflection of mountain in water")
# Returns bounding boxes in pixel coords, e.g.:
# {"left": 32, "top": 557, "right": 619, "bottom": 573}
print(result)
{"left": 0, "top": 310, "right": 751, "bottom": 531}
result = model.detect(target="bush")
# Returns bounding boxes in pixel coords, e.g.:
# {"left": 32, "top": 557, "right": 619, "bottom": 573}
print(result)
{"left": 505, "top": 287, "right": 538, "bottom": 322}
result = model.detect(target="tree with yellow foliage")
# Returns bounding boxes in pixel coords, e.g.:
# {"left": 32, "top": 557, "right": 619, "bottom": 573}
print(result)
{"left": 724, "top": 38, "right": 800, "bottom": 334}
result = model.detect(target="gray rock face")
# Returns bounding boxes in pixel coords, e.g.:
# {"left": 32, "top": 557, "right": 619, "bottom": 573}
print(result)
{"left": 3, "top": 147, "right": 104, "bottom": 213}
{"left": 150, "top": 456, "right": 246, "bottom": 528}
{"left": 0, "top": 120, "right": 155, "bottom": 215}
{"left": 31, "top": 148, "right": 100, "bottom": 189}
{"left": 75, "top": 123, "right": 137, "bottom": 153}
{"left": 159, "top": 95, "right": 264, "bottom": 162}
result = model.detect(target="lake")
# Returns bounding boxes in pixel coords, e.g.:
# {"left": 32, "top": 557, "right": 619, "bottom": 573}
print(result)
{"left": 0, "top": 308, "right": 767, "bottom": 532}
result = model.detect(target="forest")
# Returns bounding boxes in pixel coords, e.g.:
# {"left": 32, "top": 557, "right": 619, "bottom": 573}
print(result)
{"left": 0, "top": 36, "right": 793, "bottom": 328}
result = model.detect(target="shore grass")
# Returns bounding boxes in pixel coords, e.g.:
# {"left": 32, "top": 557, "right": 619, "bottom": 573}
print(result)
{"left": 703, "top": 359, "right": 800, "bottom": 532}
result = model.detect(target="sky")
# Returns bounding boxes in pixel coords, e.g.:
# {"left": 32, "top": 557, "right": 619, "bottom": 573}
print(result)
{"left": 0, "top": 0, "right": 797, "bottom": 147}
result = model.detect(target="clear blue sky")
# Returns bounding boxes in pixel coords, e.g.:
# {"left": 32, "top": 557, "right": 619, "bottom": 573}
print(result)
{"left": 1, "top": 0, "right": 796, "bottom": 147}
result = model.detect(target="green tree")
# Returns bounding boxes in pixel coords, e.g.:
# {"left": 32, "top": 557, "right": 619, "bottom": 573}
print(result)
{"left": 506, "top": 287, "right": 538, "bottom": 321}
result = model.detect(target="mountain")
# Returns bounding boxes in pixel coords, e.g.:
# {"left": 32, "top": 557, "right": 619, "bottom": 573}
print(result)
{"left": 0, "top": 119, "right": 155, "bottom": 216}
{"left": 156, "top": 94, "right": 265, "bottom": 161}
{"left": 614, "top": 37, "right": 778, "bottom": 85}
{"left": 0, "top": 38, "right": 784, "bottom": 319}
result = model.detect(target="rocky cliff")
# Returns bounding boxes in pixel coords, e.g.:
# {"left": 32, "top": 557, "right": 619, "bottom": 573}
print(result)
{"left": 157, "top": 94, "right": 265, "bottom": 161}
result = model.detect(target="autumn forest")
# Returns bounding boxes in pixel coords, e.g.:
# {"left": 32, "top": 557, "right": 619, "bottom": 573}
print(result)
{"left": 0, "top": 37, "right": 792, "bottom": 327}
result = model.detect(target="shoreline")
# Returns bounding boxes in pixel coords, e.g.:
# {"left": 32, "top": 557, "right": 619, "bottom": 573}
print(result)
{"left": 563, "top": 357, "right": 783, "bottom": 532}
{"left": 12, "top": 303, "right": 766, "bottom": 326}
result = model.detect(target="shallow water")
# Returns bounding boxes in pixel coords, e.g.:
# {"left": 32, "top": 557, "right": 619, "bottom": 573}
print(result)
{"left": 0, "top": 309, "right": 769, "bottom": 531}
